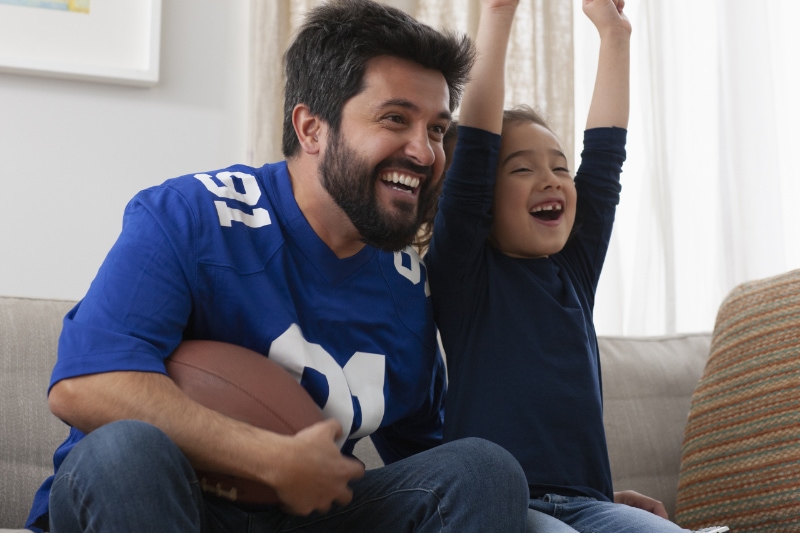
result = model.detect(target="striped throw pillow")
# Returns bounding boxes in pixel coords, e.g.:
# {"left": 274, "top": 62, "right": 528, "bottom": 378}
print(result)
{"left": 675, "top": 269, "right": 800, "bottom": 532}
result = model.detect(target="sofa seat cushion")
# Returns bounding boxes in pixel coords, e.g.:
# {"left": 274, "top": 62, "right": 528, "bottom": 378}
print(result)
{"left": 675, "top": 269, "right": 800, "bottom": 532}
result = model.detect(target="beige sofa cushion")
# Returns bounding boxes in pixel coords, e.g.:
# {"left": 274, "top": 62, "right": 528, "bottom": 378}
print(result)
{"left": 0, "top": 297, "right": 74, "bottom": 530}
{"left": 675, "top": 269, "right": 800, "bottom": 532}
{"left": 0, "top": 294, "right": 712, "bottom": 529}
{"left": 600, "top": 333, "right": 711, "bottom": 520}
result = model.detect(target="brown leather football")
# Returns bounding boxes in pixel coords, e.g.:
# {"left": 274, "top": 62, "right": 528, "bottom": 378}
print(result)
{"left": 165, "top": 339, "right": 324, "bottom": 505}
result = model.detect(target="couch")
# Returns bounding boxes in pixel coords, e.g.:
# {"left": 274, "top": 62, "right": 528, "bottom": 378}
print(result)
{"left": 0, "top": 295, "right": 713, "bottom": 531}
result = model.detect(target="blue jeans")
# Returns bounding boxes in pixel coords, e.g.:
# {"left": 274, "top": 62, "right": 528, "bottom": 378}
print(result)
{"left": 49, "top": 420, "right": 528, "bottom": 532}
{"left": 527, "top": 494, "right": 691, "bottom": 533}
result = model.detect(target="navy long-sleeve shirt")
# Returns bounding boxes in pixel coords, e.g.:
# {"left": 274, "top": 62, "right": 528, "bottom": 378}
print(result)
{"left": 427, "top": 125, "right": 626, "bottom": 501}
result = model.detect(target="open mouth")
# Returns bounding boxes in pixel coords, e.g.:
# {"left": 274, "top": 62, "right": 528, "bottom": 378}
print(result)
{"left": 529, "top": 202, "right": 563, "bottom": 221}
{"left": 380, "top": 172, "right": 420, "bottom": 195}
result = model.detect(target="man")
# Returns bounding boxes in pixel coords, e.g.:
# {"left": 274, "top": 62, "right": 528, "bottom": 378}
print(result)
{"left": 26, "top": 1, "right": 529, "bottom": 531}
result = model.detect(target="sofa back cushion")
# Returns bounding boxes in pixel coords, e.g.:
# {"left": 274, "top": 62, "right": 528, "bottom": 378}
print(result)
{"left": 0, "top": 297, "right": 75, "bottom": 529}
{"left": 675, "top": 269, "right": 800, "bottom": 531}
{"left": 600, "top": 333, "right": 711, "bottom": 520}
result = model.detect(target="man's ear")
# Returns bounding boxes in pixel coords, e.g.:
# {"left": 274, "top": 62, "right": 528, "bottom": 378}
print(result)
{"left": 292, "top": 104, "right": 324, "bottom": 155}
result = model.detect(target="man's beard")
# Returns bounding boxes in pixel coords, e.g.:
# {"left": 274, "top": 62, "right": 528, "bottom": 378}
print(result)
{"left": 319, "top": 129, "right": 437, "bottom": 252}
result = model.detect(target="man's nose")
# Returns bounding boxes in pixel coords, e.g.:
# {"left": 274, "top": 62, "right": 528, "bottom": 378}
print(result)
{"left": 404, "top": 126, "right": 436, "bottom": 168}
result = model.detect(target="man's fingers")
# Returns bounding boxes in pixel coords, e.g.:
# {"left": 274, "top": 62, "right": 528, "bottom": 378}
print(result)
{"left": 334, "top": 486, "right": 355, "bottom": 507}
{"left": 318, "top": 418, "right": 344, "bottom": 440}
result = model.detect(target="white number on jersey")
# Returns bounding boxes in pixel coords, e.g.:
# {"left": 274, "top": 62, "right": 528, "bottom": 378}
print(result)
{"left": 269, "top": 324, "right": 386, "bottom": 447}
{"left": 195, "top": 172, "right": 271, "bottom": 228}
{"left": 394, "top": 248, "right": 430, "bottom": 296}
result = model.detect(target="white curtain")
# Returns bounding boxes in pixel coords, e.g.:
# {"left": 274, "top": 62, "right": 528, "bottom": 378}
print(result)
{"left": 582, "top": 0, "right": 800, "bottom": 336}
{"left": 247, "top": 0, "right": 800, "bottom": 337}
{"left": 415, "top": 0, "right": 574, "bottom": 166}
{"left": 248, "top": 0, "right": 329, "bottom": 167}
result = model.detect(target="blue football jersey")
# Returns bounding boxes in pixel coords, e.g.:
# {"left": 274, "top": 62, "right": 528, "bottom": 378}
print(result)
{"left": 30, "top": 161, "right": 445, "bottom": 528}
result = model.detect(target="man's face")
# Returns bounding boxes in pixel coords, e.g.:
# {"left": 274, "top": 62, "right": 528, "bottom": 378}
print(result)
{"left": 319, "top": 56, "right": 451, "bottom": 251}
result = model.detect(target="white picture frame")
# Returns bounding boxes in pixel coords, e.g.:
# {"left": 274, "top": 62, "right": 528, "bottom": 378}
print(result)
{"left": 0, "top": 0, "right": 162, "bottom": 87}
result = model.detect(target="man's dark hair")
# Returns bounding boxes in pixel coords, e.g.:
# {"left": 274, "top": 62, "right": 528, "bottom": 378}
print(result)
{"left": 282, "top": 0, "right": 475, "bottom": 158}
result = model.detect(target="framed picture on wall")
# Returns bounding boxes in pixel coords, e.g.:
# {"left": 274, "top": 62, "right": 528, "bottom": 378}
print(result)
{"left": 0, "top": 0, "right": 162, "bottom": 87}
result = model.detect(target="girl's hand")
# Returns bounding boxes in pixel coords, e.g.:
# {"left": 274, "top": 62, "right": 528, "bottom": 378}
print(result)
{"left": 482, "top": 0, "right": 520, "bottom": 11}
{"left": 583, "top": 0, "right": 632, "bottom": 37}
{"left": 614, "top": 490, "right": 669, "bottom": 520}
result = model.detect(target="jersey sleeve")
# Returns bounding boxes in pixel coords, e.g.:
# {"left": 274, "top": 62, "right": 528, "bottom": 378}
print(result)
{"left": 50, "top": 184, "right": 197, "bottom": 389}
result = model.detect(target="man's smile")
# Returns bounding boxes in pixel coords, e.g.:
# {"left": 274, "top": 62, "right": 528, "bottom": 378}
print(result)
{"left": 379, "top": 171, "right": 421, "bottom": 194}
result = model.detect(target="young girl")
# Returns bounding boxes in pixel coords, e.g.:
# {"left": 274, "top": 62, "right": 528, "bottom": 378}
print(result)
{"left": 428, "top": 1, "right": 691, "bottom": 531}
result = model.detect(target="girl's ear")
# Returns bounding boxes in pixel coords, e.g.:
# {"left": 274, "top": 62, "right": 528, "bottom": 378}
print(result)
{"left": 292, "top": 104, "right": 324, "bottom": 155}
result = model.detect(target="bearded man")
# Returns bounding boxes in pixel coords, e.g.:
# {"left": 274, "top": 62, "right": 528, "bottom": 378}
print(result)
{"left": 27, "top": 1, "right": 529, "bottom": 532}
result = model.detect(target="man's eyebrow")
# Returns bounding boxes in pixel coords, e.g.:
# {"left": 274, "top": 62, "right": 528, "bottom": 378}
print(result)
{"left": 378, "top": 98, "right": 452, "bottom": 122}
{"left": 501, "top": 148, "right": 567, "bottom": 167}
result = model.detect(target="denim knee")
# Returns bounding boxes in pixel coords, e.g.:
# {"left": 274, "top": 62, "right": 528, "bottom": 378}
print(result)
{"left": 63, "top": 420, "right": 191, "bottom": 479}
{"left": 443, "top": 438, "right": 529, "bottom": 505}
{"left": 50, "top": 420, "right": 203, "bottom": 532}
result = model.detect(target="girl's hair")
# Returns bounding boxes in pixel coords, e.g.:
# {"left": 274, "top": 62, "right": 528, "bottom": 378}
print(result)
{"left": 502, "top": 104, "right": 552, "bottom": 131}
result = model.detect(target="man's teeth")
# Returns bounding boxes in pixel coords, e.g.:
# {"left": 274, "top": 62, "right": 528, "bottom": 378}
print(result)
{"left": 381, "top": 172, "right": 420, "bottom": 189}
{"left": 530, "top": 204, "right": 562, "bottom": 213}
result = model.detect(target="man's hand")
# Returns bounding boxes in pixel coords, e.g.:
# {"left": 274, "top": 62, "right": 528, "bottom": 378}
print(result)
{"left": 50, "top": 371, "right": 366, "bottom": 517}
{"left": 270, "top": 419, "right": 366, "bottom": 516}
{"left": 613, "top": 490, "right": 669, "bottom": 520}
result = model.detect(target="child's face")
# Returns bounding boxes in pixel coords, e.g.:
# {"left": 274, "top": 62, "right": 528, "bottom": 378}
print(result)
{"left": 489, "top": 121, "right": 577, "bottom": 259}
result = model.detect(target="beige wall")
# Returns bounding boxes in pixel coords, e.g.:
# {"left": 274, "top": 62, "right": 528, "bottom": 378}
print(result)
{"left": 0, "top": 0, "right": 250, "bottom": 300}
